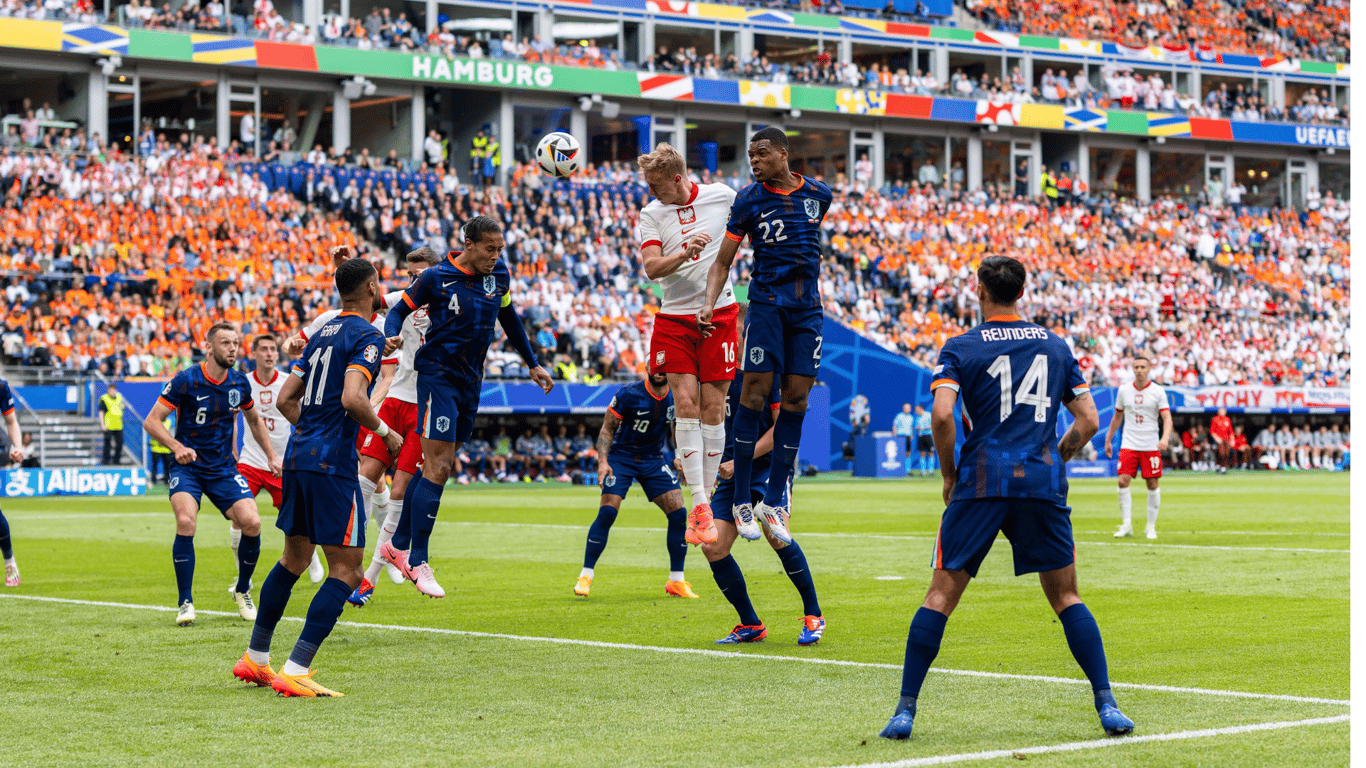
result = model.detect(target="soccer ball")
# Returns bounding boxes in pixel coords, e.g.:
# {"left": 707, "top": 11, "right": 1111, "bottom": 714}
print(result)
{"left": 535, "top": 132, "right": 581, "bottom": 178}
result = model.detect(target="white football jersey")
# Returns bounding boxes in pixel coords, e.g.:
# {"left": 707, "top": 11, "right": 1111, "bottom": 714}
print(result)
{"left": 1115, "top": 381, "right": 1169, "bottom": 451}
{"left": 387, "top": 305, "right": 428, "bottom": 405}
{"left": 637, "top": 182, "right": 738, "bottom": 315}
{"left": 298, "top": 307, "right": 387, "bottom": 341}
{"left": 238, "top": 368, "right": 289, "bottom": 471}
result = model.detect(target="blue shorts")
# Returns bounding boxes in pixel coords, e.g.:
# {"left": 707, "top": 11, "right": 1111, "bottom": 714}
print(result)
{"left": 168, "top": 464, "right": 253, "bottom": 517}
{"left": 742, "top": 302, "right": 823, "bottom": 377}
{"left": 277, "top": 469, "right": 367, "bottom": 547}
{"left": 417, "top": 369, "right": 476, "bottom": 444}
{"left": 601, "top": 454, "right": 680, "bottom": 502}
{"left": 710, "top": 459, "right": 783, "bottom": 521}
{"left": 933, "top": 498, "right": 1074, "bottom": 578}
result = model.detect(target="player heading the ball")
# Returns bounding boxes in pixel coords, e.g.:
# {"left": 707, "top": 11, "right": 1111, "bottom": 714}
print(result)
{"left": 697, "top": 126, "right": 832, "bottom": 546}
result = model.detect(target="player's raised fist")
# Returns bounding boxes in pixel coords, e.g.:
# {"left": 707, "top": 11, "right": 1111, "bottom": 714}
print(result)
{"left": 529, "top": 366, "right": 555, "bottom": 395}
{"left": 684, "top": 233, "right": 712, "bottom": 258}
{"left": 282, "top": 335, "right": 307, "bottom": 356}
{"left": 330, "top": 245, "right": 353, "bottom": 268}
{"left": 174, "top": 445, "right": 198, "bottom": 465}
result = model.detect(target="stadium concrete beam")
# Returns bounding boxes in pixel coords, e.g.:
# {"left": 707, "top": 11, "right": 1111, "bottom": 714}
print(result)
{"left": 967, "top": 131, "right": 982, "bottom": 190}
{"left": 412, "top": 85, "right": 426, "bottom": 166}
{"left": 1136, "top": 143, "right": 1151, "bottom": 201}
{"left": 333, "top": 87, "right": 350, "bottom": 152}
{"left": 499, "top": 91, "right": 513, "bottom": 186}
{"left": 87, "top": 70, "right": 107, "bottom": 149}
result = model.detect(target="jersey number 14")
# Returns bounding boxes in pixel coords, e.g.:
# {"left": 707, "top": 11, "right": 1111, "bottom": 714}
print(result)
{"left": 986, "top": 354, "right": 1051, "bottom": 423}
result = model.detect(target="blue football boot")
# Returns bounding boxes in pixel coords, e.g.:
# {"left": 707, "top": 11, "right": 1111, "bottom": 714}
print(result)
{"left": 715, "top": 624, "right": 768, "bottom": 644}
{"left": 880, "top": 710, "right": 915, "bottom": 740}
{"left": 1099, "top": 703, "right": 1135, "bottom": 736}
{"left": 346, "top": 578, "right": 374, "bottom": 607}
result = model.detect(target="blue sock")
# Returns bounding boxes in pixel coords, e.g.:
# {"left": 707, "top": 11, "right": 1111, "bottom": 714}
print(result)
{"left": 235, "top": 534, "right": 260, "bottom": 594}
{"left": 250, "top": 562, "right": 301, "bottom": 655}
{"left": 172, "top": 534, "right": 195, "bottom": 604}
{"left": 775, "top": 541, "right": 821, "bottom": 616}
{"left": 0, "top": 508, "right": 11, "bottom": 560}
{"left": 1059, "top": 603, "right": 1115, "bottom": 711}
{"left": 286, "top": 577, "right": 351, "bottom": 671}
{"left": 390, "top": 473, "right": 420, "bottom": 551}
{"left": 709, "top": 555, "right": 761, "bottom": 626}
{"left": 665, "top": 509, "right": 687, "bottom": 573}
{"left": 900, "top": 607, "right": 948, "bottom": 705}
{"left": 763, "top": 408, "right": 804, "bottom": 507}
{"left": 583, "top": 505, "right": 618, "bottom": 568}
{"left": 730, "top": 405, "right": 763, "bottom": 505}
{"left": 407, "top": 476, "right": 444, "bottom": 567}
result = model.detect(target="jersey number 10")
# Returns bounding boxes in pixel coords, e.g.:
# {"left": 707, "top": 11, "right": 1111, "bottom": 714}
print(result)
{"left": 986, "top": 354, "right": 1051, "bottom": 423}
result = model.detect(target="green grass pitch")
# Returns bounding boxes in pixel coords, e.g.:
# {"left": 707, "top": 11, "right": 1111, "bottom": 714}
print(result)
{"left": 0, "top": 472, "right": 1348, "bottom": 767}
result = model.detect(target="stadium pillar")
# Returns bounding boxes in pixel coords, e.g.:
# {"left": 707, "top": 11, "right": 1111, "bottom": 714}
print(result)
{"left": 570, "top": 105, "right": 587, "bottom": 160}
{"left": 87, "top": 71, "right": 107, "bottom": 149}
{"left": 298, "top": 93, "right": 324, "bottom": 156}
{"left": 216, "top": 72, "right": 231, "bottom": 151}
{"left": 425, "top": 0, "right": 436, "bottom": 36}
{"left": 333, "top": 89, "right": 351, "bottom": 153}
{"left": 642, "top": 17, "right": 656, "bottom": 61}
{"left": 499, "top": 92, "right": 514, "bottom": 186}
{"left": 966, "top": 132, "right": 982, "bottom": 190}
{"left": 838, "top": 38, "right": 852, "bottom": 64}
{"left": 737, "top": 29, "right": 753, "bottom": 62}
{"left": 301, "top": 0, "right": 320, "bottom": 32}
{"left": 931, "top": 48, "right": 949, "bottom": 86}
{"left": 674, "top": 106, "right": 687, "bottom": 162}
{"left": 1076, "top": 134, "right": 1090, "bottom": 190}
{"left": 1136, "top": 144, "right": 1151, "bottom": 201}
{"left": 412, "top": 86, "right": 426, "bottom": 165}
{"left": 871, "top": 126, "right": 884, "bottom": 190}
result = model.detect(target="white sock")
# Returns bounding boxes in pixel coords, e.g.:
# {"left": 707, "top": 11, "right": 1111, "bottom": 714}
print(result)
{"left": 357, "top": 475, "right": 377, "bottom": 526}
{"left": 281, "top": 660, "right": 309, "bottom": 676}
{"left": 1146, "top": 489, "right": 1160, "bottom": 530}
{"left": 365, "top": 496, "right": 404, "bottom": 582}
{"left": 4, "top": 556, "right": 15, "bottom": 567}
{"left": 370, "top": 482, "right": 389, "bottom": 523}
{"left": 579, "top": 567, "right": 594, "bottom": 579}
{"left": 1117, "top": 486, "right": 1132, "bottom": 527}
{"left": 669, "top": 570, "right": 684, "bottom": 582}
{"left": 247, "top": 648, "right": 269, "bottom": 665}
{"left": 229, "top": 523, "right": 241, "bottom": 553}
{"left": 701, "top": 422, "right": 726, "bottom": 495}
{"left": 676, "top": 418, "right": 707, "bottom": 506}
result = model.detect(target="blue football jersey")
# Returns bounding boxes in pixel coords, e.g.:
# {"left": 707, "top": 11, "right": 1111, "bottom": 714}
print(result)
{"left": 724, "top": 175, "right": 832, "bottom": 308}
{"left": 932, "top": 315, "right": 1089, "bottom": 504}
{"left": 397, "top": 252, "right": 511, "bottom": 382}
{"left": 721, "top": 368, "right": 781, "bottom": 463}
{"left": 157, "top": 363, "right": 255, "bottom": 473}
{"left": 0, "top": 377, "right": 13, "bottom": 417}
{"left": 607, "top": 381, "right": 674, "bottom": 460}
{"left": 286, "top": 312, "right": 384, "bottom": 476}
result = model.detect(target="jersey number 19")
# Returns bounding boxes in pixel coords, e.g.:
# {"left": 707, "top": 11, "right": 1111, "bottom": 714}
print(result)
{"left": 986, "top": 354, "right": 1051, "bottom": 423}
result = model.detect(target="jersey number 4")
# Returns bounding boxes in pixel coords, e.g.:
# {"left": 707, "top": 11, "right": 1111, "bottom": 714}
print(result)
{"left": 986, "top": 354, "right": 1051, "bottom": 423}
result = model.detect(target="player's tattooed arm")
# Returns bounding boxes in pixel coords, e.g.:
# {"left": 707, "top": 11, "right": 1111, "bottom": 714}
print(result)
{"left": 1059, "top": 392, "right": 1101, "bottom": 462}
{"left": 596, "top": 412, "right": 620, "bottom": 486}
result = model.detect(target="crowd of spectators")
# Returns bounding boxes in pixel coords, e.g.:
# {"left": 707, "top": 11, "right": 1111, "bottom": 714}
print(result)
{"left": 1168, "top": 418, "right": 1348, "bottom": 472}
{"left": 0, "top": 135, "right": 1350, "bottom": 398}
{"left": 962, "top": 0, "right": 1350, "bottom": 64}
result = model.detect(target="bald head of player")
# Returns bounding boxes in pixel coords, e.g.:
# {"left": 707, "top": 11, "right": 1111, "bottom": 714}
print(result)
{"left": 461, "top": 216, "right": 505, "bottom": 275}
{"left": 975, "top": 255, "right": 1027, "bottom": 318}
{"left": 748, "top": 126, "right": 793, "bottom": 185}
{"left": 335, "top": 256, "right": 381, "bottom": 314}
{"left": 638, "top": 142, "right": 691, "bottom": 206}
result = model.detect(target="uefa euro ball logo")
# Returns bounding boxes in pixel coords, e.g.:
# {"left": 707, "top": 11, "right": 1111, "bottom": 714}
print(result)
{"left": 363, "top": 345, "right": 379, "bottom": 364}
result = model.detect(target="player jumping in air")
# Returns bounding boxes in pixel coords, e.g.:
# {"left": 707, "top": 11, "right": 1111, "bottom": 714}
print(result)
{"left": 574, "top": 372, "right": 693, "bottom": 598}
{"left": 0, "top": 375, "right": 24, "bottom": 586}
{"left": 881, "top": 256, "right": 1134, "bottom": 741}
{"left": 1104, "top": 356, "right": 1172, "bottom": 540}
{"left": 380, "top": 217, "right": 554, "bottom": 598}
{"left": 700, "top": 304, "right": 824, "bottom": 645}
{"left": 636, "top": 142, "right": 739, "bottom": 546}
{"left": 697, "top": 126, "right": 832, "bottom": 546}
{"left": 144, "top": 323, "right": 282, "bottom": 626}
{"left": 232, "top": 258, "right": 403, "bottom": 697}
{"left": 233, "top": 334, "right": 324, "bottom": 585}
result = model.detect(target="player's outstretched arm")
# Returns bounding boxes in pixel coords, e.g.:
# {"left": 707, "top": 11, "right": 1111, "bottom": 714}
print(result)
{"left": 1103, "top": 407, "right": 1123, "bottom": 458}
{"left": 342, "top": 369, "right": 403, "bottom": 456}
{"left": 145, "top": 400, "right": 194, "bottom": 465}
{"left": 697, "top": 235, "right": 740, "bottom": 334}
{"left": 1060, "top": 392, "right": 1101, "bottom": 462}
{"left": 278, "top": 370, "right": 304, "bottom": 426}
{"left": 241, "top": 404, "right": 282, "bottom": 477}
{"left": 497, "top": 303, "right": 554, "bottom": 395}
{"left": 930, "top": 387, "right": 959, "bottom": 506}
{"left": 595, "top": 412, "right": 619, "bottom": 486}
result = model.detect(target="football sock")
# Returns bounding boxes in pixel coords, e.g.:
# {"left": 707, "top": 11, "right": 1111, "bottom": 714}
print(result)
{"left": 701, "top": 422, "right": 725, "bottom": 494}
{"left": 730, "top": 405, "right": 763, "bottom": 506}
{"left": 900, "top": 607, "right": 948, "bottom": 702}
{"left": 665, "top": 508, "right": 687, "bottom": 573}
{"left": 406, "top": 476, "right": 444, "bottom": 568}
{"left": 775, "top": 541, "right": 821, "bottom": 616}
{"left": 763, "top": 408, "right": 805, "bottom": 508}
{"left": 676, "top": 418, "right": 707, "bottom": 505}
{"left": 390, "top": 474, "right": 420, "bottom": 551}
{"left": 249, "top": 562, "right": 300, "bottom": 658}
{"left": 172, "top": 534, "right": 195, "bottom": 604}
{"left": 1146, "top": 489, "right": 1161, "bottom": 530}
{"left": 583, "top": 505, "right": 618, "bottom": 568}
{"left": 1058, "top": 603, "right": 1114, "bottom": 710}
{"left": 579, "top": 567, "right": 594, "bottom": 579}
{"left": 370, "top": 481, "right": 389, "bottom": 522}
{"left": 235, "top": 534, "right": 260, "bottom": 594}
{"left": 229, "top": 523, "right": 241, "bottom": 555}
{"left": 357, "top": 475, "right": 377, "bottom": 521}
{"left": 0, "top": 509, "right": 11, "bottom": 560}
{"left": 285, "top": 577, "right": 351, "bottom": 673}
{"left": 709, "top": 555, "right": 760, "bottom": 626}
{"left": 365, "top": 495, "right": 404, "bottom": 582}
{"left": 1117, "top": 486, "right": 1132, "bottom": 527}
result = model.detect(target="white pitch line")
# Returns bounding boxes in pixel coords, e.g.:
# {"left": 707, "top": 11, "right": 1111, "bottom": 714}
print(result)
{"left": 1078, "top": 530, "right": 1349, "bottom": 537}
{"left": 6, "top": 512, "right": 167, "bottom": 521}
{"left": 820, "top": 714, "right": 1351, "bottom": 768}
{"left": 0, "top": 594, "right": 1350, "bottom": 707}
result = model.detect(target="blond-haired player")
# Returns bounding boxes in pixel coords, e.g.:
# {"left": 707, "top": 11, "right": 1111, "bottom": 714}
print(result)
{"left": 637, "top": 142, "right": 740, "bottom": 545}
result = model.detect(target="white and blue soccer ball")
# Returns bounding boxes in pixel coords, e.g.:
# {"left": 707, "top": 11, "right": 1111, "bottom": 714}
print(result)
{"left": 535, "top": 132, "right": 581, "bottom": 179}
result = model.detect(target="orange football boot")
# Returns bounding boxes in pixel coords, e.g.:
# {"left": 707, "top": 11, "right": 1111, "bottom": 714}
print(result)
{"left": 272, "top": 670, "right": 344, "bottom": 697}
{"left": 665, "top": 580, "right": 699, "bottom": 598}
{"left": 231, "top": 652, "right": 276, "bottom": 687}
{"left": 684, "top": 503, "right": 718, "bottom": 545}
